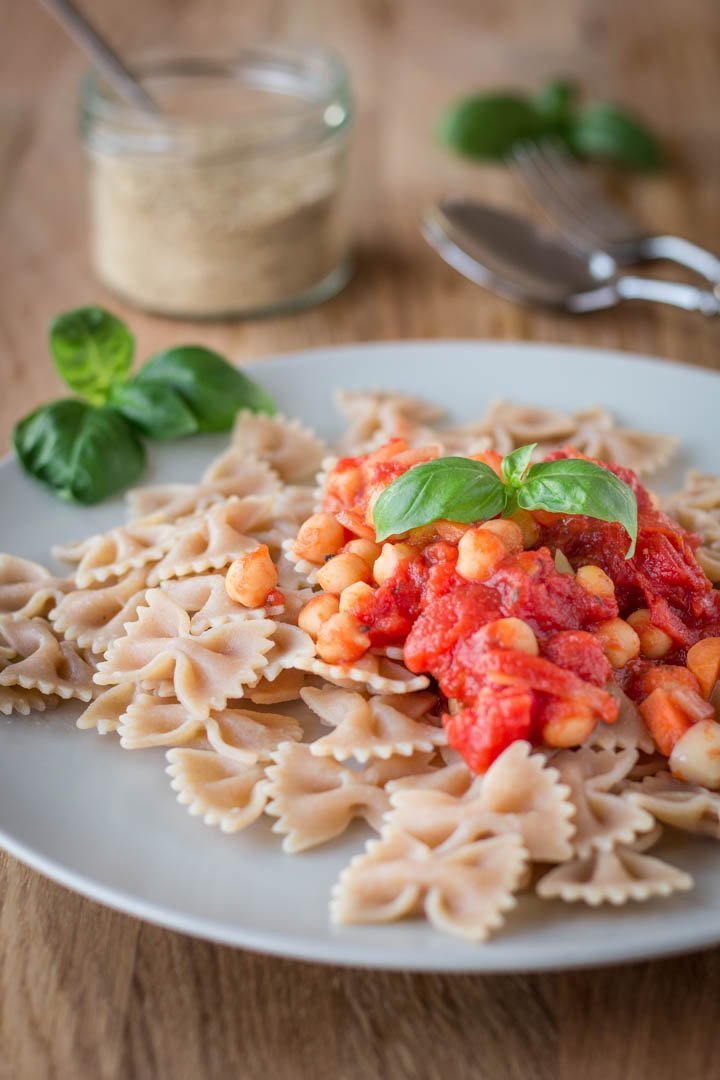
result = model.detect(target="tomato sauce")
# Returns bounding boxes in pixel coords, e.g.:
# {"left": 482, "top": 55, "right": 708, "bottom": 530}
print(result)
{"left": 323, "top": 441, "right": 720, "bottom": 772}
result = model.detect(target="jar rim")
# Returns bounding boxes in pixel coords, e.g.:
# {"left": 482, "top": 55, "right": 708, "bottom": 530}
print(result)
{"left": 80, "top": 41, "right": 353, "bottom": 158}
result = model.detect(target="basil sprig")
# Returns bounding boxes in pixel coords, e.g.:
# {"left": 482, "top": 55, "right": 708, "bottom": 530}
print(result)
{"left": 13, "top": 306, "right": 275, "bottom": 505}
{"left": 373, "top": 444, "right": 638, "bottom": 557}
{"left": 439, "top": 77, "right": 662, "bottom": 171}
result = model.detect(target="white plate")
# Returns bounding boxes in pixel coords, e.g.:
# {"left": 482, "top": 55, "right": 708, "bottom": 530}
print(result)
{"left": 1, "top": 341, "right": 719, "bottom": 972}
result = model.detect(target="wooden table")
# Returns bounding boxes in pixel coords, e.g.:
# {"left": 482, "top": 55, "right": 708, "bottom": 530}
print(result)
{"left": 1, "top": 0, "right": 719, "bottom": 1076}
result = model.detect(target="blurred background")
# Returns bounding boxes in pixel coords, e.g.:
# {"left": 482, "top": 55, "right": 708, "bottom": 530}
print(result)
{"left": 0, "top": 0, "right": 718, "bottom": 448}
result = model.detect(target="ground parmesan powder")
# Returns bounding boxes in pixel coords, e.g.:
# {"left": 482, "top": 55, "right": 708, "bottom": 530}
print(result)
{"left": 88, "top": 139, "right": 349, "bottom": 318}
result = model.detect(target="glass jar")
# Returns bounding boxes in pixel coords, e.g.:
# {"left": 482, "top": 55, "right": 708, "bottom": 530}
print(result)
{"left": 80, "top": 44, "right": 354, "bottom": 319}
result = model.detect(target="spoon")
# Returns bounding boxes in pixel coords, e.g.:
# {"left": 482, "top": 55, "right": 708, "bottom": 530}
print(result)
{"left": 37, "top": 0, "right": 161, "bottom": 116}
{"left": 422, "top": 199, "right": 720, "bottom": 316}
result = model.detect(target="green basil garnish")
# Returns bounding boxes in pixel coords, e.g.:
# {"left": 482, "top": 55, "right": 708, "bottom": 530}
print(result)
{"left": 107, "top": 381, "right": 199, "bottom": 441}
{"left": 372, "top": 445, "right": 638, "bottom": 557}
{"left": 501, "top": 443, "right": 536, "bottom": 488}
{"left": 438, "top": 94, "right": 546, "bottom": 159}
{"left": 517, "top": 458, "right": 638, "bottom": 557}
{"left": 13, "top": 307, "right": 276, "bottom": 504}
{"left": 49, "top": 307, "right": 134, "bottom": 404}
{"left": 133, "top": 346, "right": 276, "bottom": 434}
{"left": 439, "top": 77, "right": 663, "bottom": 172}
{"left": 568, "top": 102, "right": 663, "bottom": 172}
{"left": 374, "top": 458, "right": 505, "bottom": 542}
{"left": 13, "top": 400, "right": 145, "bottom": 504}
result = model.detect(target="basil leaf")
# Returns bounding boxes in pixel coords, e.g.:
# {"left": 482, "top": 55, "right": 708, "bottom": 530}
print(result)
{"left": 438, "top": 93, "right": 547, "bottom": 159}
{"left": 135, "top": 346, "right": 275, "bottom": 433}
{"left": 49, "top": 307, "right": 134, "bottom": 404}
{"left": 517, "top": 458, "right": 638, "bottom": 557}
{"left": 13, "top": 400, "right": 145, "bottom": 504}
{"left": 108, "top": 381, "right": 198, "bottom": 440}
{"left": 501, "top": 443, "right": 536, "bottom": 487}
{"left": 373, "top": 457, "right": 506, "bottom": 542}
{"left": 569, "top": 103, "right": 663, "bottom": 171}
{"left": 533, "top": 79, "right": 578, "bottom": 127}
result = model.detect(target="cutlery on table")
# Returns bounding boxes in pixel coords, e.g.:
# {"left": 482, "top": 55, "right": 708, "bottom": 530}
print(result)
{"left": 422, "top": 199, "right": 720, "bottom": 315}
{"left": 510, "top": 139, "right": 720, "bottom": 286}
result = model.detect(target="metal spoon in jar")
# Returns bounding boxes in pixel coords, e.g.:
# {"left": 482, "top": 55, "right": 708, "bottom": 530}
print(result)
{"left": 422, "top": 199, "right": 720, "bottom": 316}
{"left": 36, "top": 0, "right": 161, "bottom": 115}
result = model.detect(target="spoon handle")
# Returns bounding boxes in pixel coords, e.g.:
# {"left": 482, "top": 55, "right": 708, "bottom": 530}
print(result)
{"left": 36, "top": 0, "right": 161, "bottom": 116}
{"left": 614, "top": 275, "right": 720, "bottom": 315}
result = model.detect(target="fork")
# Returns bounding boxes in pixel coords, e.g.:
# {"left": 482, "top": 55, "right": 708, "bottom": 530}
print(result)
{"left": 510, "top": 139, "right": 720, "bottom": 286}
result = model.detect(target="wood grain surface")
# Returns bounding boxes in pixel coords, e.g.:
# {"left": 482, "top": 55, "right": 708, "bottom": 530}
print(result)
{"left": 1, "top": 1, "right": 719, "bottom": 1077}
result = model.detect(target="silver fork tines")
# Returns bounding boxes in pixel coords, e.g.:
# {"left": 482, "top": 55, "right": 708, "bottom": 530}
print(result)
{"left": 510, "top": 139, "right": 642, "bottom": 252}
{"left": 510, "top": 138, "right": 720, "bottom": 286}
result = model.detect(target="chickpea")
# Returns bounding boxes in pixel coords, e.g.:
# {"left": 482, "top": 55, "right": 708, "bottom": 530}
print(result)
{"left": 576, "top": 564, "right": 616, "bottom": 600}
{"left": 297, "top": 594, "right": 340, "bottom": 639}
{"left": 339, "top": 581, "right": 375, "bottom": 615}
{"left": 456, "top": 527, "right": 508, "bottom": 582}
{"left": 225, "top": 545, "right": 278, "bottom": 608}
{"left": 294, "top": 513, "right": 345, "bottom": 564}
{"left": 669, "top": 719, "right": 720, "bottom": 789}
{"left": 343, "top": 538, "right": 382, "bottom": 568}
{"left": 480, "top": 617, "right": 539, "bottom": 656}
{"left": 316, "top": 552, "right": 371, "bottom": 595}
{"left": 542, "top": 700, "right": 597, "bottom": 748}
{"left": 594, "top": 617, "right": 641, "bottom": 668}
{"left": 627, "top": 608, "right": 673, "bottom": 660}
{"left": 373, "top": 543, "right": 415, "bottom": 586}
{"left": 480, "top": 518, "right": 524, "bottom": 555}
{"left": 326, "top": 465, "right": 362, "bottom": 507}
{"left": 509, "top": 509, "right": 539, "bottom": 548}
{"left": 316, "top": 612, "right": 371, "bottom": 664}
{"left": 435, "top": 520, "right": 471, "bottom": 543}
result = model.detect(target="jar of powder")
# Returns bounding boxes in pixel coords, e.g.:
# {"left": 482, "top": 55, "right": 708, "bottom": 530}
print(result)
{"left": 80, "top": 44, "right": 353, "bottom": 319}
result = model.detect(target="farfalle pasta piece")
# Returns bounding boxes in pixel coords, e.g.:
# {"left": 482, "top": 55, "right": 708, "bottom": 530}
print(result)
{"left": 434, "top": 425, "right": 492, "bottom": 457}
{"left": 95, "top": 590, "right": 275, "bottom": 719}
{"left": 262, "top": 624, "right": 315, "bottom": 682}
{"left": 387, "top": 742, "right": 574, "bottom": 862}
{"left": 579, "top": 424, "right": 678, "bottom": 477}
{"left": 331, "top": 829, "right": 527, "bottom": 942}
{"left": 536, "top": 839, "right": 692, "bottom": 905}
{"left": 0, "top": 554, "right": 71, "bottom": 619}
{"left": 301, "top": 686, "right": 443, "bottom": 762}
{"left": 551, "top": 747, "right": 654, "bottom": 856}
{"left": 0, "top": 684, "right": 56, "bottom": 716}
{"left": 53, "top": 521, "right": 176, "bottom": 587}
{"left": 586, "top": 683, "right": 655, "bottom": 755}
{"left": 477, "top": 400, "right": 577, "bottom": 456}
{"left": 268, "top": 487, "right": 318, "bottom": 539}
{"left": 334, "top": 389, "right": 446, "bottom": 454}
{"left": 160, "top": 573, "right": 281, "bottom": 632}
{"left": 294, "top": 653, "right": 430, "bottom": 695}
{"left": 386, "top": 760, "right": 475, "bottom": 797}
{"left": 205, "top": 707, "right": 302, "bottom": 764}
{"left": 165, "top": 748, "right": 268, "bottom": 833}
{"left": 146, "top": 496, "right": 275, "bottom": 585}
{"left": 0, "top": 615, "right": 95, "bottom": 701}
{"left": 266, "top": 742, "right": 441, "bottom": 853}
{"left": 76, "top": 683, "right": 135, "bottom": 734}
{"left": 126, "top": 456, "right": 280, "bottom": 524}
{"left": 49, "top": 570, "right": 148, "bottom": 653}
{"left": 225, "top": 410, "right": 327, "bottom": 484}
{"left": 118, "top": 692, "right": 205, "bottom": 749}
{"left": 664, "top": 471, "right": 720, "bottom": 583}
{"left": 624, "top": 771, "right": 720, "bottom": 838}
{"left": 244, "top": 667, "right": 307, "bottom": 704}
